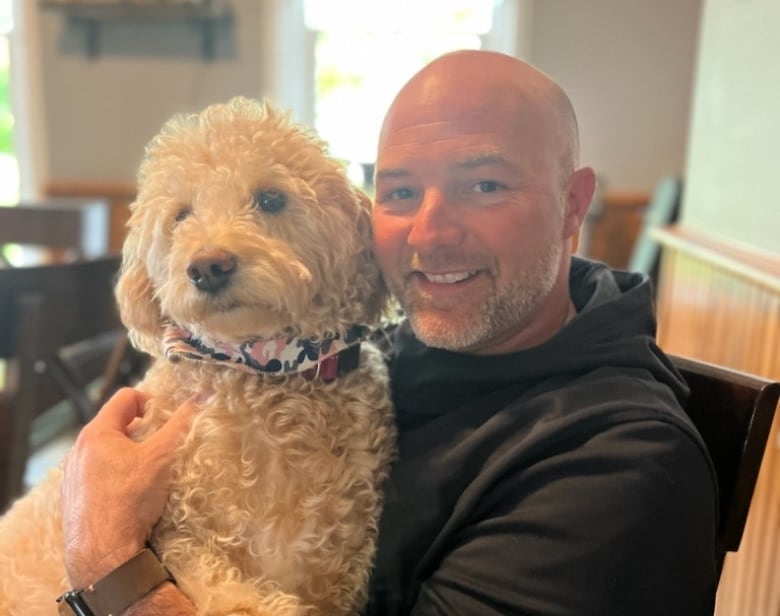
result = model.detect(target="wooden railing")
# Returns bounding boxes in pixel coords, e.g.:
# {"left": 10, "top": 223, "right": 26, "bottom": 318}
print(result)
{"left": 653, "top": 225, "right": 780, "bottom": 616}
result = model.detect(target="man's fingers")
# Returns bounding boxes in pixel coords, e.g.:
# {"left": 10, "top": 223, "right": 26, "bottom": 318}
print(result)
{"left": 145, "top": 395, "right": 203, "bottom": 453}
{"left": 92, "top": 388, "right": 151, "bottom": 431}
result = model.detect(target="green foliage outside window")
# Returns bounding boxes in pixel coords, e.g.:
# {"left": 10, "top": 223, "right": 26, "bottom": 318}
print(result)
{"left": 0, "top": 0, "right": 11, "bottom": 158}
{"left": 0, "top": 63, "right": 12, "bottom": 155}
{"left": 0, "top": 22, "right": 19, "bottom": 205}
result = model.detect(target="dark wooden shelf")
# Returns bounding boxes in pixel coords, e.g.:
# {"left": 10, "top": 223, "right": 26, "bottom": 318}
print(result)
{"left": 40, "top": 1, "right": 233, "bottom": 59}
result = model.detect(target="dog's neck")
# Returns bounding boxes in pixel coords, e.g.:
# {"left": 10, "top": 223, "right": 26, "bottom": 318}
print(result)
{"left": 162, "top": 324, "right": 365, "bottom": 382}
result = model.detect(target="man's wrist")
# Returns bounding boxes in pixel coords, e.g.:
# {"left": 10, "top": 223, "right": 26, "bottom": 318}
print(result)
{"left": 66, "top": 541, "right": 145, "bottom": 589}
{"left": 58, "top": 547, "right": 173, "bottom": 616}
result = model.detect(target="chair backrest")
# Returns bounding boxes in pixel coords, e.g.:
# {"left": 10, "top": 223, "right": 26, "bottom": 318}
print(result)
{"left": 0, "top": 198, "right": 110, "bottom": 265}
{"left": 0, "top": 255, "right": 129, "bottom": 511}
{"left": 670, "top": 354, "right": 780, "bottom": 575}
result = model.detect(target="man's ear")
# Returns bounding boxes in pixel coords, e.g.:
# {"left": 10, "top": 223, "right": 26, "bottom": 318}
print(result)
{"left": 562, "top": 166, "right": 596, "bottom": 241}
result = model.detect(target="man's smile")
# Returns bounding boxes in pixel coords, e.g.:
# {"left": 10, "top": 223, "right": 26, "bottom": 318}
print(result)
{"left": 418, "top": 270, "right": 478, "bottom": 284}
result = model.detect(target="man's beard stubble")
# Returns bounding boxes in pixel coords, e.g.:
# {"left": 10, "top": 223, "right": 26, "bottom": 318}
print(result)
{"left": 400, "top": 238, "right": 564, "bottom": 353}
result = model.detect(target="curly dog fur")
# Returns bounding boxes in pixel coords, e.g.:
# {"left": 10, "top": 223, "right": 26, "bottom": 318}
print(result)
{"left": 0, "top": 98, "right": 396, "bottom": 615}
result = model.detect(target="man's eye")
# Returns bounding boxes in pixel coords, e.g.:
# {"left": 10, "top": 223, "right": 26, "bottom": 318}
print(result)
{"left": 473, "top": 180, "right": 502, "bottom": 193}
{"left": 388, "top": 188, "right": 415, "bottom": 200}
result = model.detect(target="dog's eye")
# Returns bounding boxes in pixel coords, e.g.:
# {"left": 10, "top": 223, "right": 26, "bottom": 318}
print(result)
{"left": 174, "top": 207, "right": 191, "bottom": 223}
{"left": 253, "top": 190, "right": 286, "bottom": 214}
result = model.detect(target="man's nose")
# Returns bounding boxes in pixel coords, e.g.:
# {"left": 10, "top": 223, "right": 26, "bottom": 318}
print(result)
{"left": 407, "top": 190, "right": 464, "bottom": 249}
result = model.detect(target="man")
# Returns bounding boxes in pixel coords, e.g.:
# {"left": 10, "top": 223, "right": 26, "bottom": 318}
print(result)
{"left": 61, "top": 50, "right": 718, "bottom": 615}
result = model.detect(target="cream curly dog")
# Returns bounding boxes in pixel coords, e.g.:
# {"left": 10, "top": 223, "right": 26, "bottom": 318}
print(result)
{"left": 0, "top": 98, "right": 396, "bottom": 615}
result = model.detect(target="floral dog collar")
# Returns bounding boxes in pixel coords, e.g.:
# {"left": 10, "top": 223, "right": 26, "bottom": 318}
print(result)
{"left": 162, "top": 324, "right": 365, "bottom": 381}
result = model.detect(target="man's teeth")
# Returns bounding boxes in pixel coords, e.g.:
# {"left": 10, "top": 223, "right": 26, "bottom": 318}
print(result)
{"left": 424, "top": 271, "right": 476, "bottom": 284}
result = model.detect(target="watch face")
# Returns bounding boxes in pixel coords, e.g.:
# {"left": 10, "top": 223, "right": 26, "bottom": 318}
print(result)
{"left": 57, "top": 591, "right": 95, "bottom": 616}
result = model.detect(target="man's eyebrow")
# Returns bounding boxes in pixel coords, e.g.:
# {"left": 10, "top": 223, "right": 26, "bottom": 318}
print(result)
{"left": 456, "top": 153, "right": 511, "bottom": 169}
{"left": 375, "top": 153, "right": 511, "bottom": 181}
{"left": 375, "top": 167, "right": 411, "bottom": 181}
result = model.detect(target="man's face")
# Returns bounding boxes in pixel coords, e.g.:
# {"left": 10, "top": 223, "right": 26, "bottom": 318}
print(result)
{"left": 372, "top": 98, "right": 570, "bottom": 354}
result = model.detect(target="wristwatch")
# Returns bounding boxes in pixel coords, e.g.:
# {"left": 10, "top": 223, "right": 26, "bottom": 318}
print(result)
{"left": 56, "top": 547, "right": 173, "bottom": 616}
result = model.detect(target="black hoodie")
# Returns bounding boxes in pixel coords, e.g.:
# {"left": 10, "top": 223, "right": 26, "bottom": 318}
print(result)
{"left": 366, "top": 258, "right": 718, "bottom": 616}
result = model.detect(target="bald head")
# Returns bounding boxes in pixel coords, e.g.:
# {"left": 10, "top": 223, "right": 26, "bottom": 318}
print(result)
{"left": 373, "top": 50, "right": 596, "bottom": 354}
{"left": 379, "top": 50, "right": 580, "bottom": 183}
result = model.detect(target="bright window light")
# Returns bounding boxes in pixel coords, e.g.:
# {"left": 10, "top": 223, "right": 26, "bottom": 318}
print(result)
{"left": 305, "top": 0, "right": 493, "bottom": 34}
{"left": 304, "top": 0, "right": 497, "bottom": 176}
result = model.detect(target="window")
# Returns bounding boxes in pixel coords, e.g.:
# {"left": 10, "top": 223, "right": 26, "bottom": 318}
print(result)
{"left": 0, "top": 0, "right": 17, "bottom": 204}
{"left": 302, "top": 0, "right": 515, "bottom": 189}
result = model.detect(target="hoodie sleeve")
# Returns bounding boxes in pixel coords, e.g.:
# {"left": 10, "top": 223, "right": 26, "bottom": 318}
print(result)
{"left": 407, "top": 417, "right": 719, "bottom": 616}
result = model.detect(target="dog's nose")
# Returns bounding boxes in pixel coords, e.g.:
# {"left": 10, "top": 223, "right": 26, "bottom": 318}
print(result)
{"left": 187, "top": 249, "right": 237, "bottom": 294}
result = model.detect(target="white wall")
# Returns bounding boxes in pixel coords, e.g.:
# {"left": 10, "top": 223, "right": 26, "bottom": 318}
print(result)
{"left": 681, "top": 0, "right": 780, "bottom": 255}
{"left": 37, "top": 1, "right": 274, "bottom": 182}
{"left": 34, "top": 0, "right": 703, "bottom": 197}
{"left": 529, "top": 0, "right": 703, "bottom": 194}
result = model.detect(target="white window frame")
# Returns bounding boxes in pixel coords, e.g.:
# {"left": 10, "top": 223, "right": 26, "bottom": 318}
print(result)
{"left": 267, "top": 0, "right": 527, "bottom": 136}
{"left": 9, "top": 0, "right": 48, "bottom": 200}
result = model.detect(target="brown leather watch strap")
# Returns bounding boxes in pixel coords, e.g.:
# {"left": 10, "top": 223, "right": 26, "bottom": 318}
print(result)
{"left": 80, "top": 547, "right": 172, "bottom": 615}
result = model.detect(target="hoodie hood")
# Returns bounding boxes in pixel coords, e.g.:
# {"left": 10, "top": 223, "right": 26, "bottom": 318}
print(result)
{"left": 390, "top": 257, "right": 688, "bottom": 428}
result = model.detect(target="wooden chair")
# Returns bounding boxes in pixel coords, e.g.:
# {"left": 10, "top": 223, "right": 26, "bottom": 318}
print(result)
{"left": 0, "top": 198, "right": 110, "bottom": 266}
{"left": 0, "top": 256, "right": 146, "bottom": 512}
{"left": 670, "top": 354, "right": 780, "bottom": 578}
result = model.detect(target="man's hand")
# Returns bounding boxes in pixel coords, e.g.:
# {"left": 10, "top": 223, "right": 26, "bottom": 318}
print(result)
{"left": 61, "top": 388, "right": 198, "bottom": 588}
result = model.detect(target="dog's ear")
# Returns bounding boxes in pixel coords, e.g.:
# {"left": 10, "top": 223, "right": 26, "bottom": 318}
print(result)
{"left": 352, "top": 188, "right": 390, "bottom": 325}
{"left": 115, "top": 201, "right": 162, "bottom": 356}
